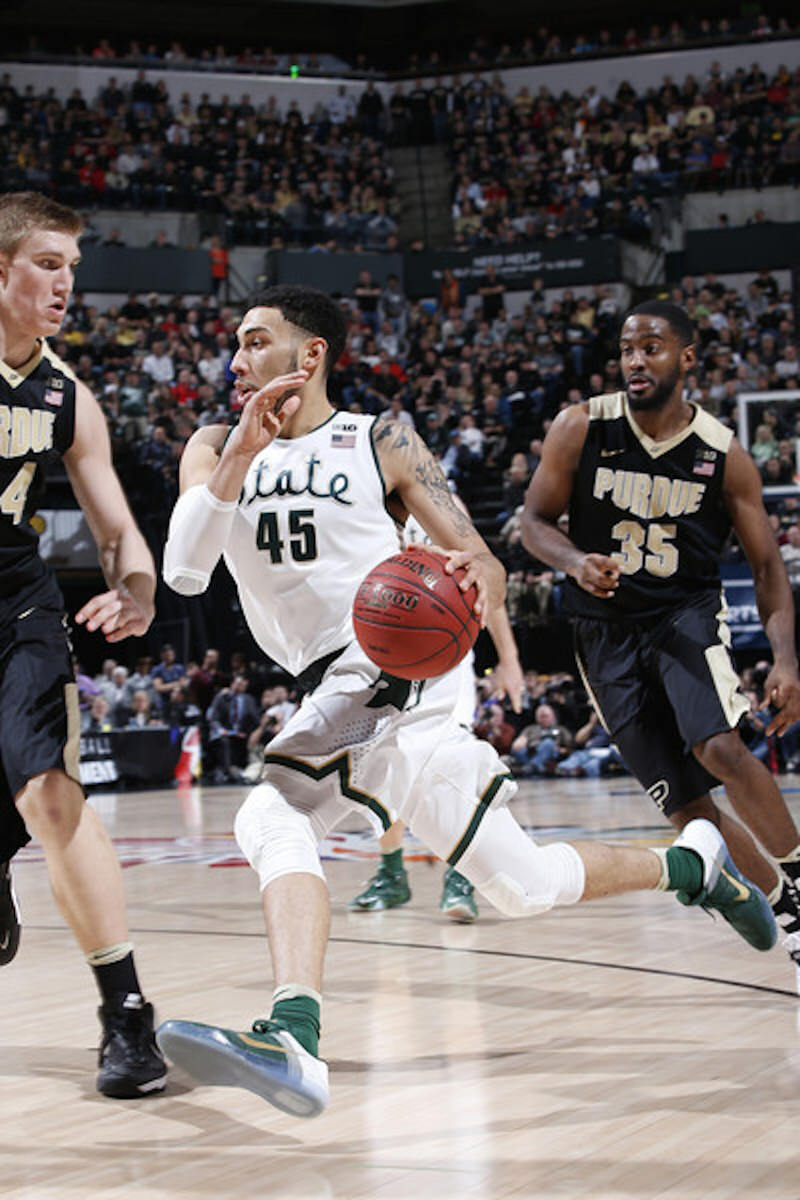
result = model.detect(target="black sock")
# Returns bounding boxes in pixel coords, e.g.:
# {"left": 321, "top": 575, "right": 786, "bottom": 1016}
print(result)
{"left": 91, "top": 952, "right": 142, "bottom": 1007}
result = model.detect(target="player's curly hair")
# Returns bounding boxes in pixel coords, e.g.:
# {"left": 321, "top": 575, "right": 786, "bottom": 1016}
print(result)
{"left": 249, "top": 285, "right": 347, "bottom": 376}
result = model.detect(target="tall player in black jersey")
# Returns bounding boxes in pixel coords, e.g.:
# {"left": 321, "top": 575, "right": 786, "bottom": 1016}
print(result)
{"left": 0, "top": 192, "right": 166, "bottom": 1096}
{"left": 521, "top": 299, "right": 800, "bottom": 979}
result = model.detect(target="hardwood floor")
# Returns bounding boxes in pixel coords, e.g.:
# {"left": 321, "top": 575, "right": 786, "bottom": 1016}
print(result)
{"left": 3, "top": 776, "right": 799, "bottom": 1199}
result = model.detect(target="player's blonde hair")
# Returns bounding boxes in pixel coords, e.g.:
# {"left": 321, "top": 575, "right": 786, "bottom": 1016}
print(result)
{"left": 0, "top": 192, "right": 83, "bottom": 257}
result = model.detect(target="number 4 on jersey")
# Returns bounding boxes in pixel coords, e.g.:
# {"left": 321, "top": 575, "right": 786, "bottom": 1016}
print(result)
{"left": 0, "top": 462, "right": 35, "bottom": 525}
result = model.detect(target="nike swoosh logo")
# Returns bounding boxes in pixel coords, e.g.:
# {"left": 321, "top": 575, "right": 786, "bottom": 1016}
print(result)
{"left": 719, "top": 868, "right": 751, "bottom": 902}
{"left": 237, "top": 1031, "right": 301, "bottom": 1057}
{"left": 0, "top": 932, "right": 9, "bottom": 950}
{"left": 599, "top": 448, "right": 625, "bottom": 458}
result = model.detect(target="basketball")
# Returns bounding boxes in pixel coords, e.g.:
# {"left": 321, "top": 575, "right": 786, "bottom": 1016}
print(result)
{"left": 352, "top": 546, "right": 480, "bottom": 680}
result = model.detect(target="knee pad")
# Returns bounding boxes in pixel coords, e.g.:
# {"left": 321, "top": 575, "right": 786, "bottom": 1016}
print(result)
{"left": 234, "top": 783, "right": 325, "bottom": 891}
{"left": 459, "top": 808, "right": 586, "bottom": 918}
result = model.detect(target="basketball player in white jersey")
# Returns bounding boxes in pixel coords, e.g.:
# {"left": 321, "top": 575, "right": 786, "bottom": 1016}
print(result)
{"left": 156, "top": 285, "right": 776, "bottom": 1118}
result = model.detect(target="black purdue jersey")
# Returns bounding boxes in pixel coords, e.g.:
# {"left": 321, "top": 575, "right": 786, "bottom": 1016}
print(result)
{"left": 564, "top": 391, "right": 733, "bottom": 622}
{"left": 0, "top": 342, "right": 77, "bottom": 614}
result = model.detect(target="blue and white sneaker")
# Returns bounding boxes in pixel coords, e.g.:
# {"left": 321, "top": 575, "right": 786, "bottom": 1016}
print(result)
{"left": 672, "top": 819, "right": 777, "bottom": 952}
{"left": 156, "top": 1018, "right": 328, "bottom": 1117}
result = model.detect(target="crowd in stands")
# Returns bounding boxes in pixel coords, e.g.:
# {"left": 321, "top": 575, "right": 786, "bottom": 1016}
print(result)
{"left": 0, "top": 73, "right": 399, "bottom": 250}
{"left": 52, "top": 264, "right": 797, "bottom": 565}
{"left": 77, "top": 644, "right": 301, "bottom": 784}
{"left": 442, "top": 59, "right": 800, "bottom": 249}
{"left": 4, "top": 49, "right": 800, "bottom": 253}
{"left": 12, "top": 10, "right": 800, "bottom": 74}
{"left": 5, "top": 13, "right": 800, "bottom": 783}
{"left": 75, "top": 635, "right": 800, "bottom": 785}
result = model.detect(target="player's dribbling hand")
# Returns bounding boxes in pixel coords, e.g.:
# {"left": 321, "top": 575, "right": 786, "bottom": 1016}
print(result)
{"left": 431, "top": 545, "right": 500, "bottom": 625}
{"left": 75, "top": 585, "right": 154, "bottom": 643}
{"left": 227, "top": 371, "right": 308, "bottom": 458}
{"left": 763, "top": 662, "right": 800, "bottom": 736}
{"left": 572, "top": 553, "right": 621, "bottom": 599}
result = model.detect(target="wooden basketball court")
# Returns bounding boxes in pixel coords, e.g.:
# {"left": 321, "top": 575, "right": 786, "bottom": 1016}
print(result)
{"left": 4, "top": 776, "right": 799, "bottom": 1199}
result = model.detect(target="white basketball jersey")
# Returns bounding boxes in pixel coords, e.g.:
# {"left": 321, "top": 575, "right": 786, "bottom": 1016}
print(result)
{"left": 224, "top": 411, "right": 401, "bottom": 676}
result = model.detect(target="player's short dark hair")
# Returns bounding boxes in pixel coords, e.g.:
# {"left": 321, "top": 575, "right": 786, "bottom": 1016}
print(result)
{"left": 248, "top": 285, "right": 347, "bottom": 375}
{"left": 625, "top": 300, "right": 695, "bottom": 347}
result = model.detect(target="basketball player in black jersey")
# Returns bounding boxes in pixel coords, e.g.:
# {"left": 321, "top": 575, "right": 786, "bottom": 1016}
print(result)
{"left": 0, "top": 192, "right": 166, "bottom": 1095}
{"left": 521, "top": 299, "right": 800, "bottom": 977}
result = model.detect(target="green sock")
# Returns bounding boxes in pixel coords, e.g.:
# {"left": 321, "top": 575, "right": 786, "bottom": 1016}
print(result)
{"left": 664, "top": 847, "right": 704, "bottom": 898}
{"left": 382, "top": 848, "right": 405, "bottom": 874}
{"left": 271, "top": 995, "right": 321, "bottom": 1057}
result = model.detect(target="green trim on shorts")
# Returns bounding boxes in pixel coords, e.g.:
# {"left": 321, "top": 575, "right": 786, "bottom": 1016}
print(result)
{"left": 262, "top": 751, "right": 393, "bottom": 831}
{"left": 447, "top": 771, "right": 515, "bottom": 867}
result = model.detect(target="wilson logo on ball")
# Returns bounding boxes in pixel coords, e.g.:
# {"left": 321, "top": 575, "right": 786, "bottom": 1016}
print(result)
{"left": 394, "top": 555, "right": 441, "bottom": 590}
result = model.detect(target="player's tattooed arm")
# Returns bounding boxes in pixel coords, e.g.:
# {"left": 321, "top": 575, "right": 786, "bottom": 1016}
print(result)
{"left": 372, "top": 414, "right": 472, "bottom": 538}
{"left": 372, "top": 413, "right": 505, "bottom": 614}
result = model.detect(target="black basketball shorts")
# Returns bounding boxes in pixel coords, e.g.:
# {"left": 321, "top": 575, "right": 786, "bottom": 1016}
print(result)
{"left": 572, "top": 592, "right": 749, "bottom": 817}
{"left": 0, "top": 605, "right": 82, "bottom": 862}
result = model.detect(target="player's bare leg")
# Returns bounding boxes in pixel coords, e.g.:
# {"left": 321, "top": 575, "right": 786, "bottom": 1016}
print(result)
{"left": 262, "top": 872, "right": 330, "bottom": 993}
{"left": 158, "top": 871, "right": 331, "bottom": 1117}
{"left": 694, "top": 730, "right": 799, "bottom": 859}
{"left": 17, "top": 770, "right": 128, "bottom": 950}
{"left": 17, "top": 769, "right": 165, "bottom": 1097}
{"left": 571, "top": 840, "right": 661, "bottom": 897}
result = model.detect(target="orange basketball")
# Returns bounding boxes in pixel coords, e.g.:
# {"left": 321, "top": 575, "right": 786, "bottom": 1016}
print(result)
{"left": 352, "top": 546, "right": 480, "bottom": 680}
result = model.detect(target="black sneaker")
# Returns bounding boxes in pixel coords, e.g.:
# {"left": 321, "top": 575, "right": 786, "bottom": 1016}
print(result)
{"left": 0, "top": 861, "right": 20, "bottom": 966}
{"left": 97, "top": 994, "right": 168, "bottom": 1098}
{"left": 772, "top": 878, "right": 800, "bottom": 991}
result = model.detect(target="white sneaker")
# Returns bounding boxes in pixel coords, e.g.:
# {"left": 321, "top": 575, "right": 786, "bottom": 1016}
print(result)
{"left": 156, "top": 1018, "right": 328, "bottom": 1117}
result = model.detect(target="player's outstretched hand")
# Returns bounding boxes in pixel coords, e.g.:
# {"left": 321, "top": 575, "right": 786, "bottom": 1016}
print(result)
{"left": 491, "top": 657, "right": 524, "bottom": 713}
{"left": 572, "top": 553, "right": 620, "bottom": 599}
{"left": 75, "top": 585, "right": 154, "bottom": 643}
{"left": 764, "top": 661, "right": 800, "bottom": 736}
{"left": 227, "top": 371, "right": 308, "bottom": 459}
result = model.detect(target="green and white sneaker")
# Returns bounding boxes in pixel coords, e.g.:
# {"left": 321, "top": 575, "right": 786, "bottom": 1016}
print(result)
{"left": 440, "top": 867, "right": 478, "bottom": 923}
{"left": 349, "top": 860, "right": 411, "bottom": 911}
{"left": 156, "top": 1018, "right": 328, "bottom": 1117}
{"left": 673, "top": 819, "right": 777, "bottom": 952}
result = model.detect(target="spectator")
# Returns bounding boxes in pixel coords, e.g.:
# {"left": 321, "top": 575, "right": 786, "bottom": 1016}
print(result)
{"left": 151, "top": 643, "right": 188, "bottom": 713}
{"left": 509, "top": 703, "right": 573, "bottom": 776}
{"left": 127, "top": 689, "right": 164, "bottom": 729}
{"left": 555, "top": 711, "right": 626, "bottom": 777}
{"left": 206, "top": 674, "right": 260, "bottom": 783}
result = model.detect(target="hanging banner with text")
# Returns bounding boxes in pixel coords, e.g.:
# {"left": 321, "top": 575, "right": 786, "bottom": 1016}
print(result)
{"left": 79, "top": 728, "right": 182, "bottom": 788}
{"left": 403, "top": 237, "right": 621, "bottom": 298}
